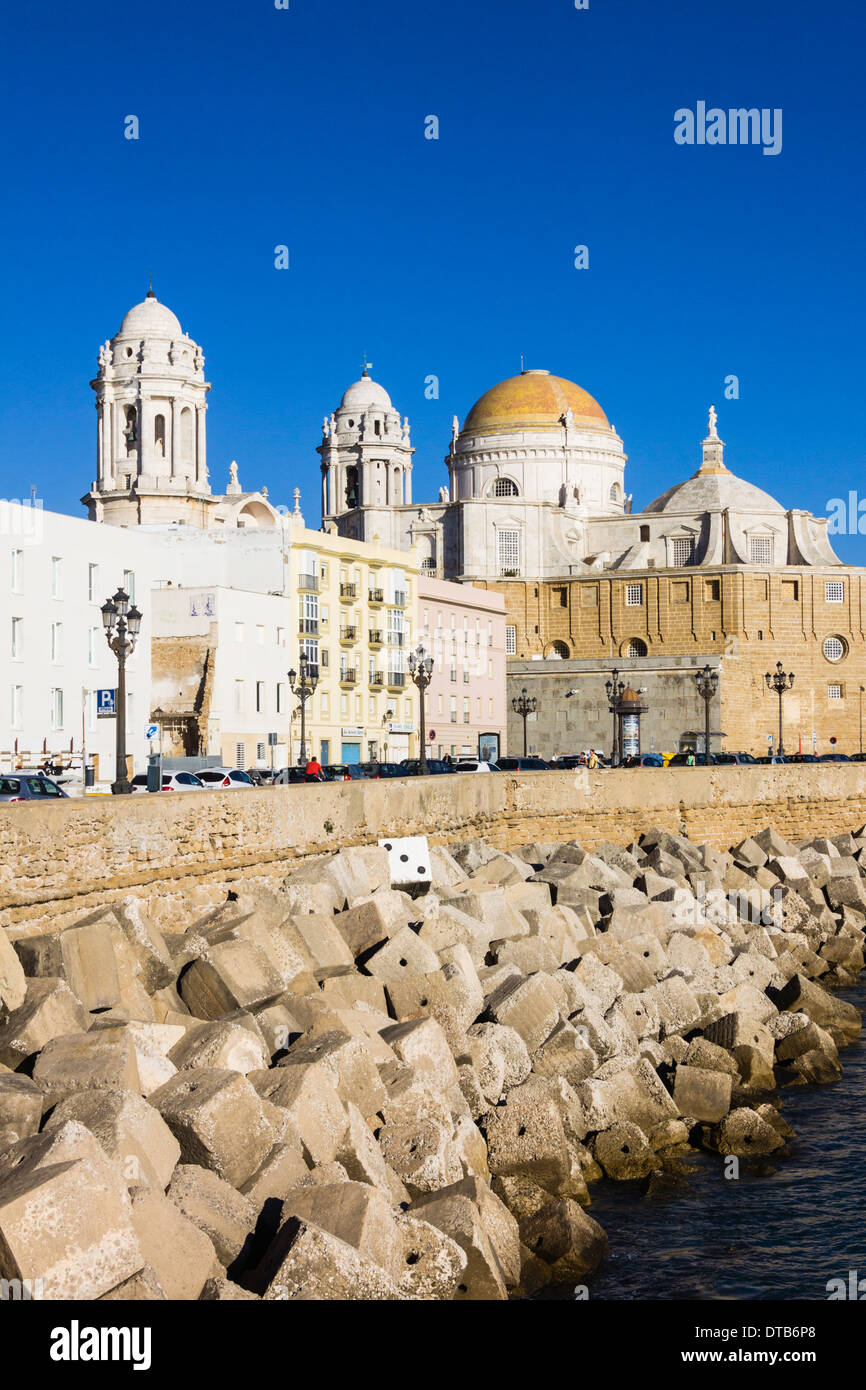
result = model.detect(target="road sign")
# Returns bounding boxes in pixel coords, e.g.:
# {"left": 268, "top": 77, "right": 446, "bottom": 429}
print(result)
{"left": 267, "top": 732, "right": 279, "bottom": 747}
{"left": 145, "top": 723, "right": 159, "bottom": 741}
{"left": 96, "top": 689, "right": 116, "bottom": 719}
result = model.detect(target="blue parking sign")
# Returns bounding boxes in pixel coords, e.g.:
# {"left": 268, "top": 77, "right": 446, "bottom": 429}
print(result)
{"left": 96, "top": 688, "right": 117, "bottom": 718}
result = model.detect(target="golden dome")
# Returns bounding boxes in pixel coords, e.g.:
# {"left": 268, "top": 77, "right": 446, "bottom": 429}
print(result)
{"left": 461, "top": 369, "right": 610, "bottom": 437}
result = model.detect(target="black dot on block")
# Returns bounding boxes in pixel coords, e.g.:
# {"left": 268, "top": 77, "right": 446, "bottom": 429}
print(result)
{"left": 384, "top": 843, "right": 392, "bottom": 851}
{"left": 417, "top": 866, "right": 426, "bottom": 875}
{"left": 400, "top": 853, "right": 409, "bottom": 862}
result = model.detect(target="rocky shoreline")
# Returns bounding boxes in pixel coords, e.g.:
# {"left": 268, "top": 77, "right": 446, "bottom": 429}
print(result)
{"left": 0, "top": 823, "right": 862, "bottom": 1300}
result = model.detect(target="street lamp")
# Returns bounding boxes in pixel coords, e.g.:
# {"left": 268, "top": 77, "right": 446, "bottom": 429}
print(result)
{"left": 408, "top": 644, "right": 434, "bottom": 773}
{"left": 604, "top": 668, "right": 625, "bottom": 767}
{"left": 512, "top": 686, "right": 537, "bottom": 757}
{"left": 765, "top": 661, "right": 795, "bottom": 758}
{"left": 101, "top": 587, "right": 142, "bottom": 795}
{"left": 695, "top": 664, "right": 719, "bottom": 766}
{"left": 288, "top": 650, "right": 318, "bottom": 766}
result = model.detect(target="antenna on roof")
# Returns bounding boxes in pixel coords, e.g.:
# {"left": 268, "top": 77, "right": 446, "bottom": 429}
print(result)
{"left": 361, "top": 352, "right": 373, "bottom": 377}
{"left": 146, "top": 269, "right": 155, "bottom": 299}
{"left": 520, "top": 354, "right": 525, "bottom": 374}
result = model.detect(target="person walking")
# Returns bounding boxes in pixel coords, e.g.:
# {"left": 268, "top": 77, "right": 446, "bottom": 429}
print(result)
{"left": 587, "top": 749, "right": 598, "bottom": 770}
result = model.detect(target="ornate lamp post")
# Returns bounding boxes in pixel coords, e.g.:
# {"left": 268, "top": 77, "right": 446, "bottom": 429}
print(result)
{"left": 512, "top": 686, "right": 537, "bottom": 757}
{"left": 695, "top": 664, "right": 719, "bottom": 766}
{"left": 101, "top": 587, "right": 142, "bottom": 795}
{"left": 408, "top": 645, "right": 434, "bottom": 773}
{"left": 288, "top": 650, "right": 318, "bottom": 766}
{"left": 604, "top": 668, "right": 625, "bottom": 767}
{"left": 765, "top": 661, "right": 795, "bottom": 758}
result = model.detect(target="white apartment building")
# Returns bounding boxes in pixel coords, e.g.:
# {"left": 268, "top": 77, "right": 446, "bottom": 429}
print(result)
{"left": 0, "top": 502, "right": 155, "bottom": 780}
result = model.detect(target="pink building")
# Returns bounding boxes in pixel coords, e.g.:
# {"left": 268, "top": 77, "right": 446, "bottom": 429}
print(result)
{"left": 417, "top": 577, "right": 507, "bottom": 762}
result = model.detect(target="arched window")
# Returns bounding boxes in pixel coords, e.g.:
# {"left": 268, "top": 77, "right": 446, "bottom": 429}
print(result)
{"left": 491, "top": 478, "right": 519, "bottom": 498}
{"left": 549, "top": 640, "right": 570, "bottom": 659}
{"left": 625, "top": 637, "right": 647, "bottom": 657}
{"left": 123, "top": 406, "right": 137, "bottom": 455}
{"left": 610, "top": 483, "right": 622, "bottom": 503}
{"left": 180, "top": 407, "right": 194, "bottom": 462}
{"left": 154, "top": 414, "right": 166, "bottom": 458}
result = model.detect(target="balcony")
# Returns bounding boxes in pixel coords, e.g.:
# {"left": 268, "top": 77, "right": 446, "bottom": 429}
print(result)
{"left": 298, "top": 573, "right": 319, "bottom": 593}
{"left": 387, "top": 672, "right": 406, "bottom": 690}
{"left": 339, "top": 626, "right": 357, "bottom": 643}
{"left": 340, "top": 668, "right": 358, "bottom": 685}
{"left": 340, "top": 583, "right": 356, "bottom": 600}
{"left": 298, "top": 618, "right": 319, "bottom": 635}
{"left": 369, "top": 671, "right": 384, "bottom": 686}
{"left": 369, "top": 629, "right": 383, "bottom": 646}
{"left": 368, "top": 587, "right": 384, "bottom": 604}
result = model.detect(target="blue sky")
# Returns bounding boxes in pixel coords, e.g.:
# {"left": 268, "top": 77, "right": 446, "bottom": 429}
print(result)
{"left": 2, "top": 0, "right": 865, "bottom": 557}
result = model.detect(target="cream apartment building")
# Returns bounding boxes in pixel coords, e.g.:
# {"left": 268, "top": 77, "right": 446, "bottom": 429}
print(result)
{"left": 418, "top": 576, "right": 508, "bottom": 761}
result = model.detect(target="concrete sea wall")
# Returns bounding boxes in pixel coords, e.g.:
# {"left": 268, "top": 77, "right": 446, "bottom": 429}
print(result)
{"left": 2, "top": 765, "right": 866, "bottom": 932}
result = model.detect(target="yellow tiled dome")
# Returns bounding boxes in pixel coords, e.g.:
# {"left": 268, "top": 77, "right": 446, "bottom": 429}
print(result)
{"left": 461, "top": 369, "right": 609, "bottom": 437}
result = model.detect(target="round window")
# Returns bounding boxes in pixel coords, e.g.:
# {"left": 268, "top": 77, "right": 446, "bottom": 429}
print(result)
{"left": 823, "top": 636, "right": 847, "bottom": 662}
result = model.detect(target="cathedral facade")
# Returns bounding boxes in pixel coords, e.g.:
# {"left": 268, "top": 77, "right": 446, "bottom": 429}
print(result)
{"left": 324, "top": 366, "right": 865, "bottom": 758}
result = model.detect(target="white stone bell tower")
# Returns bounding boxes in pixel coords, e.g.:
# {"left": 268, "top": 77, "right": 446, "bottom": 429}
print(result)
{"left": 82, "top": 289, "right": 214, "bottom": 527}
{"left": 319, "top": 364, "right": 415, "bottom": 547}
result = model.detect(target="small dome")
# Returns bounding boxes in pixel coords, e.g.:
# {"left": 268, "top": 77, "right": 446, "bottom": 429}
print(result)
{"left": 339, "top": 372, "right": 392, "bottom": 412}
{"left": 644, "top": 468, "right": 786, "bottom": 515}
{"left": 461, "top": 370, "right": 610, "bottom": 437}
{"left": 117, "top": 293, "right": 184, "bottom": 340}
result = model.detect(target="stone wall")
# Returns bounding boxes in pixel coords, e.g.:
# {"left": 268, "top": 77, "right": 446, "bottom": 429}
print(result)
{"left": 3, "top": 765, "right": 866, "bottom": 933}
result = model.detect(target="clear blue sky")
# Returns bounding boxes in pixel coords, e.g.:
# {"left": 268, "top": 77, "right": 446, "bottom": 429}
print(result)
{"left": 2, "top": 0, "right": 865, "bottom": 558}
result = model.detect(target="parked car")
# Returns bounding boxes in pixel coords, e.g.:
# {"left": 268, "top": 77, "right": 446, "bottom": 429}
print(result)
{"left": 713, "top": 752, "right": 759, "bottom": 765}
{"left": 621, "top": 754, "right": 664, "bottom": 768}
{"left": 0, "top": 774, "right": 68, "bottom": 802}
{"left": 272, "top": 767, "right": 309, "bottom": 785}
{"left": 131, "top": 771, "right": 205, "bottom": 792}
{"left": 454, "top": 759, "right": 499, "bottom": 773}
{"left": 323, "top": 763, "right": 368, "bottom": 781}
{"left": 787, "top": 753, "right": 819, "bottom": 763}
{"left": 356, "top": 761, "right": 406, "bottom": 779}
{"left": 194, "top": 768, "right": 255, "bottom": 789}
{"left": 399, "top": 758, "right": 450, "bottom": 775}
{"left": 246, "top": 768, "right": 277, "bottom": 785}
{"left": 755, "top": 755, "right": 788, "bottom": 764}
{"left": 817, "top": 752, "right": 851, "bottom": 762}
{"left": 495, "top": 757, "right": 551, "bottom": 771}
{"left": 848, "top": 752, "right": 866, "bottom": 762}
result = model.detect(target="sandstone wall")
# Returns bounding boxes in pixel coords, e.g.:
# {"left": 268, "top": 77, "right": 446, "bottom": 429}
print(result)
{"left": 3, "top": 765, "right": 866, "bottom": 933}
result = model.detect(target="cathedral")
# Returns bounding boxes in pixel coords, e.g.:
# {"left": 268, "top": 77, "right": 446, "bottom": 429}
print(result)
{"left": 84, "top": 291, "right": 866, "bottom": 758}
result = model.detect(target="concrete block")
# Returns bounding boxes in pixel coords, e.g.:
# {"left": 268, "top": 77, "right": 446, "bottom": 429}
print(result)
{"left": 378, "top": 1117, "right": 463, "bottom": 1195}
{"left": 167, "top": 1163, "right": 257, "bottom": 1271}
{"left": 518, "top": 1198, "right": 608, "bottom": 1280}
{"left": 278, "top": 1029, "right": 386, "bottom": 1117}
{"left": 33, "top": 1027, "right": 142, "bottom": 1103}
{"left": 485, "top": 974, "right": 561, "bottom": 1055}
{"left": 44, "top": 1087, "right": 180, "bottom": 1190}
{"left": 0, "top": 978, "right": 90, "bottom": 1070}
{"left": 485, "top": 1094, "right": 570, "bottom": 1191}
{"left": 380, "top": 1016, "right": 460, "bottom": 1091}
{"left": 281, "top": 1181, "right": 403, "bottom": 1282}
{"left": 255, "top": 1217, "right": 399, "bottom": 1300}
{"left": 168, "top": 1019, "right": 270, "bottom": 1076}
{"left": 394, "top": 1212, "right": 468, "bottom": 1299}
{"left": 130, "top": 1187, "right": 219, "bottom": 1298}
{"left": 248, "top": 1065, "right": 348, "bottom": 1167}
{"left": 284, "top": 914, "right": 355, "bottom": 980}
{"left": 179, "top": 939, "right": 285, "bottom": 1019}
{"left": 151, "top": 1068, "right": 277, "bottom": 1188}
{"left": 0, "top": 928, "right": 27, "bottom": 1017}
{"left": 593, "top": 1122, "right": 657, "bottom": 1179}
{"left": 577, "top": 1058, "right": 679, "bottom": 1136}
{"left": 673, "top": 1065, "right": 732, "bottom": 1122}
{"left": 0, "top": 1073, "right": 43, "bottom": 1152}
{"left": 0, "top": 1153, "right": 143, "bottom": 1300}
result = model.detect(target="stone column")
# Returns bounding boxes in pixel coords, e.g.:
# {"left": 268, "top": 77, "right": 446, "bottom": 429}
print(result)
{"left": 171, "top": 399, "right": 181, "bottom": 481}
{"left": 404, "top": 462, "right": 412, "bottom": 505}
{"left": 196, "top": 405, "right": 207, "bottom": 486}
{"left": 138, "top": 393, "right": 151, "bottom": 481}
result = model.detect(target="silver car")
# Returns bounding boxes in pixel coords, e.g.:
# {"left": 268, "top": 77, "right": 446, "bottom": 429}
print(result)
{"left": 0, "top": 774, "right": 68, "bottom": 802}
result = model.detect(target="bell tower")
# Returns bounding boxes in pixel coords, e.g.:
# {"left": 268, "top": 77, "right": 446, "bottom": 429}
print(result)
{"left": 83, "top": 289, "right": 214, "bottom": 527}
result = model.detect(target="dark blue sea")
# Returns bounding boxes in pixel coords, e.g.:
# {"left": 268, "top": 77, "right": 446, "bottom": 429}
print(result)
{"left": 541, "top": 980, "right": 866, "bottom": 1300}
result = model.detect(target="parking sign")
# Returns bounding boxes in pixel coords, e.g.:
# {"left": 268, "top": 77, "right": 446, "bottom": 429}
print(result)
{"left": 96, "top": 689, "right": 116, "bottom": 719}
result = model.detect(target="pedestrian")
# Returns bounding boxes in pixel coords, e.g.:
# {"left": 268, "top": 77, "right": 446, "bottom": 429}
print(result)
{"left": 687, "top": 751, "right": 695, "bottom": 767}
{"left": 304, "top": 754, "right": 322, "bottom": 782}
{"left": 587, "top": 749, "right": 598, "bottom": 770}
